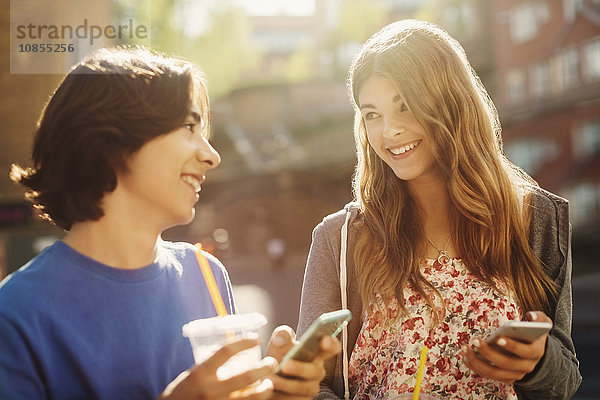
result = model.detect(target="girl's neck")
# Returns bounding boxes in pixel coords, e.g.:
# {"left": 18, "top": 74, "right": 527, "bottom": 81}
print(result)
{"left": 408, "top": 177, "right": 455, "bottom": 258}
{"left": 408, "top": 177, "right": 451, "bottom": 224}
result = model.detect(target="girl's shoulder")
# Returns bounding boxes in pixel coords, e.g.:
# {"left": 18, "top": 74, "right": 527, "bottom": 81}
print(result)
{"left": 523, "top": 185, "right": 570, "bottom": 273}
{"left": 317, "top": 202, "right": 361, "bottom": 233}
{"left": 526, "top": 184, "right": 569, "bottom": 209}
{"left": 524, "top": 185, "right": 569, "bottom": 228}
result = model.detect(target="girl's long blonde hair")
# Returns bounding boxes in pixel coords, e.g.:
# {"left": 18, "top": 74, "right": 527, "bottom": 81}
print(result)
{"left": 348, "top": 20, "right": 556, "bottom": 319}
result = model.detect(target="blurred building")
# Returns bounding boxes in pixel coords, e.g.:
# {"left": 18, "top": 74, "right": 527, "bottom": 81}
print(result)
{"left": 417, "top": 0, "right": 495, "bottom": 89}
{"left": 490, "top": 0, "right": 600, "bottom": 273}
{"left": 247, "top": 14, "right": 316, "bottom": 78}
{"left": 243, "top": 0, "right": 424, "bottom": 82}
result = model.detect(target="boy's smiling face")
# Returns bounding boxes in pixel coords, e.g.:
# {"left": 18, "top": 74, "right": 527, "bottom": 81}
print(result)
{"left": 115, "top": 110, "right": 221, "bottom": 229}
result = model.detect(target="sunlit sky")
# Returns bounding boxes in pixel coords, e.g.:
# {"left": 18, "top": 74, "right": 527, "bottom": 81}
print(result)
{"left": 178, "top": 0, "right": 316, "bottom": 38}
{"left": 236, "top": 0, "right": 316, "bottom": 16}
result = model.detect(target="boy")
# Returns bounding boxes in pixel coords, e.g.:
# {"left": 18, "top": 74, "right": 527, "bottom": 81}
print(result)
{"left": 0, "top": 47, "right": 338, "bottom": 399}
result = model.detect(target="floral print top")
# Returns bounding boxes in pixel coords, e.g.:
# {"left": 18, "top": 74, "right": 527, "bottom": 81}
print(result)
{"left": 348, "top": 258, "right": 521, "bottom": 400}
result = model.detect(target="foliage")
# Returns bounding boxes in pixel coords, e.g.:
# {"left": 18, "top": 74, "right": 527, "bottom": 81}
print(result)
{"left": 114, "top": 0, "right": 260, "bottom": 100}
{"left": 113, "top": 0, "right": 392, "bottom": 95}
{"left": 337, "top": 0, "right": 389, "bottom": 43}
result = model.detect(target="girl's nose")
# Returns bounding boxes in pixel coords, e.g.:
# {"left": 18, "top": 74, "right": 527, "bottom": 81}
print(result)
{"left": 383, "top": 118, "right": 406, "bottom": 138}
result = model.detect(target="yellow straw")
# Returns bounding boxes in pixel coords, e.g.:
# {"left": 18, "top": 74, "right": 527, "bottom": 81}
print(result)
{"left": 413, "top": 345, "right": 428, "bottom": 400}
{"left": 194, "top": 243, "right": 228, "bottom": 316}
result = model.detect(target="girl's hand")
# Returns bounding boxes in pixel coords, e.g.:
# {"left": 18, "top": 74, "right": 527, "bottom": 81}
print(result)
{"left": 462, "top": 311, "right": 552, "bottom": 384}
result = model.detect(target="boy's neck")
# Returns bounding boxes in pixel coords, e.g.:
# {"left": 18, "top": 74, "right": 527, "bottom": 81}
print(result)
{"left": 63, "top": 217, "right": 161, "bottom": 270}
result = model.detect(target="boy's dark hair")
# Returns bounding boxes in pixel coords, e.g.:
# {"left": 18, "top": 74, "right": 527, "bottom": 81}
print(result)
{"left": 10, "top": 46, "right": 209, "bottom": 231}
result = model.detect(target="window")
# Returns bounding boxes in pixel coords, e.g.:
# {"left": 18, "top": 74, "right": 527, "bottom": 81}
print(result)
{"left": 558, "top": 47, "right": 579, "bottom": 88}
{"left": 510, "top": 2, "right": 550, "bottom": 44}
{"left": 529, "top": 60, "right": 550, "bottom": 98}
{"left": 583, "top": 37, "right": 600, "bottom": 81}
{"left": 506, "top": 69, "right": 526, "bottom": 104}
{"left": 573, "top": 120, "right": 600, "bottom": 158}
{"left": 563, "top": 0, "right": 585, "bottom": 21}
{"left": 570, "top": 183, "right": 600, "bottom": 229}
{"left": 442, "top": 2, "right": 475, "bottom": 36}
{"left": 504, "top": 138, "right": 558, "bottom": 175}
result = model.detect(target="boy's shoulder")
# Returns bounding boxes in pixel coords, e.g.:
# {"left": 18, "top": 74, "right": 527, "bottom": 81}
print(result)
{"left": 158, "top": 240, "right": 227, "bottom": 273}
{"left": 0, "top": 241, "right": 66, "bottom": 315}
{"left": 0, "top": 241, "right": 64, "bottom": 288}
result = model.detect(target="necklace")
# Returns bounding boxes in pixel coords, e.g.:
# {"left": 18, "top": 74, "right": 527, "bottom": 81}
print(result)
{"left": 426, "top": 235, "right": 451, "bottom": 266}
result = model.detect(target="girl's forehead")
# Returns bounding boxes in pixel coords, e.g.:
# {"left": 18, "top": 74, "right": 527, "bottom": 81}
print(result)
{"left": 358, "top": 76, "right": 404, "bottom": 103}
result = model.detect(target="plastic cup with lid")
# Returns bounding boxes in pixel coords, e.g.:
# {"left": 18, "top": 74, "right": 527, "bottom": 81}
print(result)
{"left": 182, "top": 312, "right": 267, "bottom": 380}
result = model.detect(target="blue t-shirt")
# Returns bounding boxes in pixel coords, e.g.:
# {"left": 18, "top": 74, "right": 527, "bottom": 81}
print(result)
{"left": 0, "top": 239, "right": 236, "bottom": 400}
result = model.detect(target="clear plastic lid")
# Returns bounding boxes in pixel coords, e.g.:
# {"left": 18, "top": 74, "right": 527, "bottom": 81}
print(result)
{"left": 182, "top": 312, "right": 267, "bottom": 337}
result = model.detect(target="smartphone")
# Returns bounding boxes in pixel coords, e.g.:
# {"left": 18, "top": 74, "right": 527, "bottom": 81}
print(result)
{"left": 275, "top": 309, "right": 352, "bottom": 374}
{"left": 486, "top": 321, "right": 552, "bottom": 344}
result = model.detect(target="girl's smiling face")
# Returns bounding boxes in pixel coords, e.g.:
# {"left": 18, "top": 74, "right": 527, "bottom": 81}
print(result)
{"left": 358, "top": 75, "right": 442, "bottom": 185}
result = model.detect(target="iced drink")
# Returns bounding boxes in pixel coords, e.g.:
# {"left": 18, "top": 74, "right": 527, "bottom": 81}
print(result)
{"left": 182, "top": 313, "right": 267, "bottom": 380}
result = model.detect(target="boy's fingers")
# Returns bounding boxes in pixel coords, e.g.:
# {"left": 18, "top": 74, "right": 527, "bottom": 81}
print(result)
{"left": 221, "top": 358, "right": 277, "bottom": 397}
{"left": 202, "top": 338, "right": 261, "bottom": 373}
{"left": 313, "top": 335, "right": 342, "bottom": 363}
{"left": 229, "top": 378, "right": 274, "bottom": 400}
{"left": 277, "top": 357, "right": 326, "bottom": 381}
{"left": 270, "top": 372, "right": 321, "bottom": 397}
{"left": 267, "top": 325, "right": 295, "bottom": 360}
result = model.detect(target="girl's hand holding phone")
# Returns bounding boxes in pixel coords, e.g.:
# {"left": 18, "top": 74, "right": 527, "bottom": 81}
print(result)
{"left": 462, "top": 311, "right": 553, "bottom": 384}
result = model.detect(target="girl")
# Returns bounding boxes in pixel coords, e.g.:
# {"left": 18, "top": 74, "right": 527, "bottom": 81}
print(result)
{"left": 297, "top": 20, "right": 580, "bottom": 399}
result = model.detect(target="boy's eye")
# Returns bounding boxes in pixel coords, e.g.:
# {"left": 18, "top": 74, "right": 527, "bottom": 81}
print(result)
{"left": 400, "top": 103, "right": 408, "bottom": 112}
{"left": 184, "top": 123, "right": 196, "bottom": 132}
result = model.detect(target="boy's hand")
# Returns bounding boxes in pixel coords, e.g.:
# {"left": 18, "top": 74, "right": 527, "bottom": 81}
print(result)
{"left": 158, "top": 338, "right": 276, "bottom": 400}
{"left": 266, "top": 325, "right": 342, "bottom": 400}
{"left": 462, "top": 311, "right": 552, "bottom": 384}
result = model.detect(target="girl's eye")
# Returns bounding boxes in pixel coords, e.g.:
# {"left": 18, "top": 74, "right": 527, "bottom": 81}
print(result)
{"left": 400, "top": 103, "right": 408, "bottom": 112}
{"left": 364, "top": 112, "right": 379, "bottom": 121}
{"left": 184, "top": 123, "right": 196, "bottom": 132}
